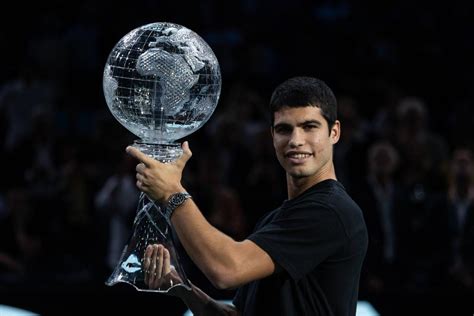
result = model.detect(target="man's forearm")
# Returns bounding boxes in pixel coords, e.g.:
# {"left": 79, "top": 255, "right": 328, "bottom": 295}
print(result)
{"left": 170, "top": 199, "right": 238, "bottom": 288}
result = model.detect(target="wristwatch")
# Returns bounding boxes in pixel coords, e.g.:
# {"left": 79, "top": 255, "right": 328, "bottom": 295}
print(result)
{"left": 164, "top": 192, "right": 192, "bottom": 221}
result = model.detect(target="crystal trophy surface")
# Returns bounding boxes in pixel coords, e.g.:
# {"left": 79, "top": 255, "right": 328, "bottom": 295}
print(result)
{"left": 102, "top": 22, "right": 221, "bottom": 292}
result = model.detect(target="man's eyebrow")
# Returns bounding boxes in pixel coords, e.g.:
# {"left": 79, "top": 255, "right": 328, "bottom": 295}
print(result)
{"left": 273, "top": 120, "right": 322, "bottom": 129}
{"left": 298, "top": 120, "right": 322, "bottom": 127}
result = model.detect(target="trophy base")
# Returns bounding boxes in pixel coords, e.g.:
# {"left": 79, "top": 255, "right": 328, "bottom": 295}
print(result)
{"left": 132, "top": 140, "right": 182, "bottom": 162}
{"left": 105, "top": 192, "right": 191, "bottom": 293}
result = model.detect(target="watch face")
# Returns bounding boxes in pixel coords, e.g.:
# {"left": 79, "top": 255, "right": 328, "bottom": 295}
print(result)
{"left": 170, "top": 193, "right": 190, "bottom": 207}
{"left": 172, "top": 194, "right": 185, "bottom": 205}
{"left": 166, "top": 193, "right": 191, "bottom": 221}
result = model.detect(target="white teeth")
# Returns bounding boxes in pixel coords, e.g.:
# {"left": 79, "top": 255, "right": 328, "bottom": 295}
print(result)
{"left": 288, "top": 154, "right": 311, "bottom": 159}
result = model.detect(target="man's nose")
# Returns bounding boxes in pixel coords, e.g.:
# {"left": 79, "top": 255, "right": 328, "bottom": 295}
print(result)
{"left": 289, "top": 128, "right": 304, "bottom": 147}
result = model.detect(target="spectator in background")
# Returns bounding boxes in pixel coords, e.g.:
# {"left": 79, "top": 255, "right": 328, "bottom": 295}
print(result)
{"left": 388, "top": 97, "right": 452, "bottom": 295}
{"left": 444, "top": 147, "right": 474, "bottom": 293}
{"left": 393, "top": 96, "right": 449, "bottom": 191}
{"left": 353, "top": 140, "right": 402, "bottom": 298}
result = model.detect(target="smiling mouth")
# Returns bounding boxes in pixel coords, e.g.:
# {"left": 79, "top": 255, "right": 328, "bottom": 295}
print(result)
{"left": 285, "top": 153, "right": 313, "bottom": 165}
{"left": 286, "top": 153, "right": 312, "bottom": 159}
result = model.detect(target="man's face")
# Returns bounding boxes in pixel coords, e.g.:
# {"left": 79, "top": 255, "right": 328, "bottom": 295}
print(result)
{"left": 272, "top": 106, "right": 340, "bottom": 180}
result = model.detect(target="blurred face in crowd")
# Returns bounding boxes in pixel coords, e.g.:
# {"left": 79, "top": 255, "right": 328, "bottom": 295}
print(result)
{"left": 271, "top": 105, "right": 340, "bottom": 182}
{"left": 368, "top": 142, "right": 399, "bottom": 178}
{"left": 451, "top": 149, "right": 473, "bottom": 196}
{"left": 452, "top": 149, "right": 473, "bottom": 177}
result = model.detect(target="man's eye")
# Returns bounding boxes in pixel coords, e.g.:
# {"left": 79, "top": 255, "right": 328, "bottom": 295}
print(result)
{"left": 275, "top": 127, "right": 292, "bottom": 134}
{"left": 304, "top": 125, "right": 317, "bottom": 130}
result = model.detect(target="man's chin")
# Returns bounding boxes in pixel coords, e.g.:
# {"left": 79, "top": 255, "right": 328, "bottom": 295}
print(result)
{"left": 288, "top": 168, "right": 311, "bottom": 179}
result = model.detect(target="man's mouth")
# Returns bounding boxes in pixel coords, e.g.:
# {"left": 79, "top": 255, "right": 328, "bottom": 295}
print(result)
{"left": 286, "top": 152, "right": 313, "bottom": 163}
{"left": 287, "top": 153, "right": 311, "bottom": 159}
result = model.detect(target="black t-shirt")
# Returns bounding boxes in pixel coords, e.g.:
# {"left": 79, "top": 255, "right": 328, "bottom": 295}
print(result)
{"left": 233, "top": 179, "right": 368, "bottom": 316}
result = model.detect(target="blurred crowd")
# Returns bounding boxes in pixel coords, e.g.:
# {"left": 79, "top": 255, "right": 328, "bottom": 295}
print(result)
{"left": 1, "top": 1, "right": 473, "bottom": 315}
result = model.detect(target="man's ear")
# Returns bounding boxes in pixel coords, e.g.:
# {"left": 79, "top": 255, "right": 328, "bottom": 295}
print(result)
{"left": 331, "top": 120, "right": 341, "bottom": 144}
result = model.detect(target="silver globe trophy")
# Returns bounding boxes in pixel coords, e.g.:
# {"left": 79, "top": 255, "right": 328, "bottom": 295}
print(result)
{"left": 102, "top": 22, "right": 221, "bottom": 292}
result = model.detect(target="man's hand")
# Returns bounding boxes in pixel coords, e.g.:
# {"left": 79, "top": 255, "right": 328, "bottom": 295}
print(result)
{"left": 126, "top": 141, "right": 192, "bottom": 202}
{"left": 142, "top": 244, "right": 184, "bottom": 291}
{"left": 143, "top": 244, "right": 240, "bottom": 315}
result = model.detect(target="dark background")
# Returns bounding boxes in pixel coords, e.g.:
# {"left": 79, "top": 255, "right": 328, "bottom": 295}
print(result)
{"left": 1, "top": 1, "right": 473, "bottom": 315}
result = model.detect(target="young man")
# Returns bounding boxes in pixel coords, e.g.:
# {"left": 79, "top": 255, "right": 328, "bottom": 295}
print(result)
{"left": 127, "top": 76, "right": 368, "bottom": 315}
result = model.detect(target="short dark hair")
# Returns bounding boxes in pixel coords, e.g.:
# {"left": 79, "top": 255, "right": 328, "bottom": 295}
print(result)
{"left": 269, "top": 76, "right": 337, "bottom": 128}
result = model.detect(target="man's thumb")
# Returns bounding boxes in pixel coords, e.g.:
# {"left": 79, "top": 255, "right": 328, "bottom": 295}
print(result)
{"left": 179, "top": 141, "right": 192, "bottom": 165}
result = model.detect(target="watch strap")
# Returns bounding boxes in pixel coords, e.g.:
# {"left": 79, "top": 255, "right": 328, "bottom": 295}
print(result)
{"left": 164, "top": 192, "right": 192, "bottom": 221}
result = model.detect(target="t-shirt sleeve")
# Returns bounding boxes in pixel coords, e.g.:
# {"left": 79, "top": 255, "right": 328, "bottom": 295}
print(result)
{"left": 248, "top": 202, "right": 345, "bottom": 280}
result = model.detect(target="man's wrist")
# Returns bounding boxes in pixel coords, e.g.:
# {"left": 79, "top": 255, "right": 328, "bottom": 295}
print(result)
{"left": 163, "top": 185, "right": 186, "bottom": 202}
{"left": 164, "top": 191, "right": 192, "bottom": 221}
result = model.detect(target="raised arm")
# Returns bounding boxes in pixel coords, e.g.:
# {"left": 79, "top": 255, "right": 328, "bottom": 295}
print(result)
{"left": 126, "top": 142, "right": 275, "bottom": 289}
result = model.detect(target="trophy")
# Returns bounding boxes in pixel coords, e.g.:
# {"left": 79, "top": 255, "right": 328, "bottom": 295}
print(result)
{"left": 102, "top": 22, "right": 221, "bottom": 292}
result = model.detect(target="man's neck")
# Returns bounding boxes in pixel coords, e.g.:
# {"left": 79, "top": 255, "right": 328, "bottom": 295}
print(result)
{"left": 287, "top": 168, "right": 336, "bottom": 199}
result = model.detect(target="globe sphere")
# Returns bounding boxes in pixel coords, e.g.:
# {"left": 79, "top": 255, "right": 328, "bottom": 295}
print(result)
{"left": 103, "top": 22, "right": 221, "bottom": 143}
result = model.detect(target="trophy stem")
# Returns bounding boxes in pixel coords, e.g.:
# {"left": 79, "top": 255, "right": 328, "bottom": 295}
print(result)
{"left": 132, "top": 140, "right": 182, "bottom": 162}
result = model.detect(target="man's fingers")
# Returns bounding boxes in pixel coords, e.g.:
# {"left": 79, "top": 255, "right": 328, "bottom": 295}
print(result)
{"left": 143, "top": 244, "right": 174, "bottom": 290}
{"left": 163, "top": 248, "right": 176, "bottom": 288}
{"left": 149, "top": 244, "right": 158, "bottom": 286}
{"left": 126, "top": 146, "right": 154, "bottom": 166}
{"left": 149, "top": 245, "right": 167, "bottom": 289}
{"left": 163, "top": 248, "right": 171, "bottom": 276}
{"left": 143, "top": 245, "right": 154, "bottom": 285}
{"left": 136, "top": 173, "right": 147, "bottom": 186}
{"left": 156, "top": 247, "right": 171, "bottom": 288}
{"left": 182, "top": 141, "right": 192, "bottom": 158}
{"left": 176, "top": 141, "right": 192, "bottom": 168}
{"left": 136, "top": 162, "right": 146, "bottom": 173}
{"left": 157, "top": 245, "right": 164, "bottom": 280}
